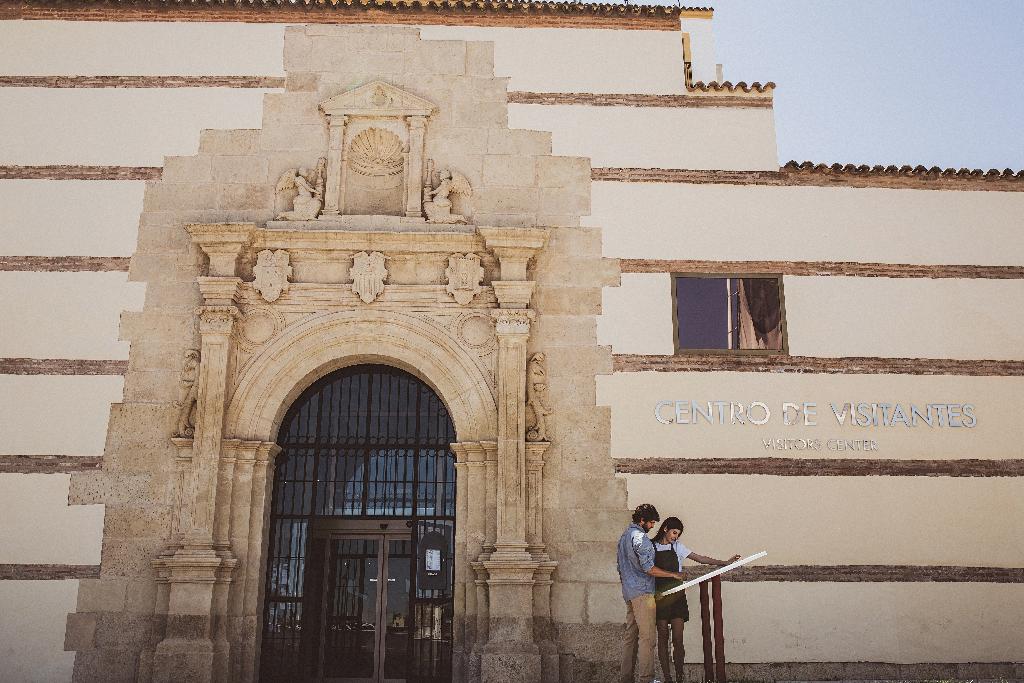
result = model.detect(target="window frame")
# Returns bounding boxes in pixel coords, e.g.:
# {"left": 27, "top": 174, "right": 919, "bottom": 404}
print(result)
{"left": 670, "top": 272, "right": 789, "bottom": 355}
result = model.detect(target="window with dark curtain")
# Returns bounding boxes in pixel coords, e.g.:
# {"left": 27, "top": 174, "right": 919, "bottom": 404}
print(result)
{"left": 675, "top": 276, "right": 783, "bottom": 351}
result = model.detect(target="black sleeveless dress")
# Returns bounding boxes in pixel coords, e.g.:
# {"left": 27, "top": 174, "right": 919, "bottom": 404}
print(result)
{"left": 654, "top": 544, "right": 690, "bottom": 622}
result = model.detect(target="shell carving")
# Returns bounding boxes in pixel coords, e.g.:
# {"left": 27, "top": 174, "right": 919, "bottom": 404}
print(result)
{"left": 349, "top": 128, "right": 404, "bottom": 177}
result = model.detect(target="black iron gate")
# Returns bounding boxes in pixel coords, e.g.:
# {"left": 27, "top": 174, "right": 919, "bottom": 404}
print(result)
{"left": 259, "top": 365, "right": 456, "bottom": 682}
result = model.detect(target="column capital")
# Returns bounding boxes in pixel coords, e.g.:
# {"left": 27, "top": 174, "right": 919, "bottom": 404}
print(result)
{"left": 525, "top": 441, "right": 550, "bottom": 470}
{"left": 328, "top": 114, "right": 349, "bottom": 127}
{"left": 407, "top": 114, "right": 427, "bottom": 129}
{"left": 197, "top": 305, "right": 240, "bottom": 336}
{"left": 491, "top": 308, "right": 535, "bottom": 335}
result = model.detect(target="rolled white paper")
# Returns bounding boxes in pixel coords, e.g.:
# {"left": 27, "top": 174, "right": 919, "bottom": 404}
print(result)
{"left": 659, "top": 550, "right": 768, "bottom": 597}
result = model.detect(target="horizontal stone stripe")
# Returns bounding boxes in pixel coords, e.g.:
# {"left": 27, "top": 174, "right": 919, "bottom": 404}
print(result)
{"left": 0, "top": 455, "right": 103, "bottom": 473}
{"left": 615, "top": 457, "right": 1024, "bottom": 477}
{"left": 593, "top": 166, "right": 1024, "bottom": 192}
{"left": 0, "top": 75, "right": 285, "bottom": 88}
{"left": 0, "top": 358, "right": 128, "bottom": 375}
{"left": 686, "top": 564, "right": 1024, "bottom": 583}
{"left": 0, "top": 564, "right": 100, "bottom": 580}
{"left": 0, "top": 165, "right": 161, "bottom": 180}
{"left": 690, "top": 661, "right": 1022, "bottom": 681}
{"left": 620, "top": 258, "right": 1024, "bottom": 279}
{"left": 0, "top": 256, "right": 130, "bottom": 272}
{"left": 613, "top": 354, "right": 1024, "bottom": 376}
{"left": 6, "top": 2, "right": 685, "bottom": 29}
{"left": 507, "top": 91, "right": 772, "bottom": 109}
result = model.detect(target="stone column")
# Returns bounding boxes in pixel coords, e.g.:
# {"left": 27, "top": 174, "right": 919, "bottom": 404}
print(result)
{"left": 322, "top": 114, "right": 347, "bottom": 215}
{"left": 154, "top": 224, "right": 252, "bottom": 683}
{"left": 239, "top": 442, "right": 280, "bottom": 683}
{"left": 153, "top": 291, "right": 241, "bottom": 683}
{"left": 481, "top": 310, "right": 540, "bottom": 683}
{"left": 216, "top": 439, "right": 278, "bottom": 682}
{"left": 525, "top": 442, "right": 559, "bottom": 683}
{"left": 489, "top": 309, "right": 534, "bottom": 561}
{"left": 524, "top": 442, "right": 551, "bottom": 560}
{"left": 405, "top": 115, "right": 427, "bottom": 217}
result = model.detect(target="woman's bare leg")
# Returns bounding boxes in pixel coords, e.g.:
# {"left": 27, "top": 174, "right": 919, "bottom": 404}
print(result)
{"left": 670, "top": 618, "right": 686, "bottom": 681}
{"left": 657, "top": 619, "right": 674, "bottom": 682}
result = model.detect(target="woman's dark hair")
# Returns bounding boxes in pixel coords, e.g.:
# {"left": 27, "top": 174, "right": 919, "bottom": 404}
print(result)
{"left": 654, "top": 516, "right": 684, "bottom": 543}
{"left": 631, "top": 503, "right": 660, "bottom": 525}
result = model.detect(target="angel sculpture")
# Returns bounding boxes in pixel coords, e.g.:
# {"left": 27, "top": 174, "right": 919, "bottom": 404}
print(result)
{"left": 275, "top": 160, "right": 326, "bottom": 221}
{"left": 424, "top": 168, "right": 472, "bottom": 224}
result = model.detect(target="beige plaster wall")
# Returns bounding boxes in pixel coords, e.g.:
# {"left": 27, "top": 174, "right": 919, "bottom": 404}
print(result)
{"left": 598, "top": 273, "right": 675, "bottom": 355}
{"left": 589, "top": 182, "right": 1024, "bottom": 264}
{"left": 0, "top": 181, "right": 144, "bottom": 257}
{"left": 785, "top": 277, "right": 1024, "bottom": 359}
{"left": 0, "top": 376, "right": 124, "bottom": 454}
{"left": 603, "top": 273, "right": 1024, "bottom": 360}
{"left": 0, "top": 474, "right": 103, "bottom": 564}
{"left": 0, "top": 89, "right": 267, "bottom": 165}
{"left": 0, "top": 90, "right": 774, "bottom": 170}
{"left": 509, "top": 104, "right": 779, "bottom": 170}
{"left": 0, "top": 20, "right": 288, "bottom": 75}
{"left": 0, "top": 580, "right": 79, "bottom": 682}
{"left": 597, "top": 372, "right": 1024, "bottom": 460}
{"left": 622, "top": 473, "right": 1024, "bottom": 566}
{"left": 0, "top": 273, "right": 144, "bottom": 359}
{"left": 0, "top": 21, "right": 688, "bottom": 94}
{"left": 418, "top": 26, "right": 687, "bottom": 94}
{"left": 673, "top": 582, "right": 1024, "bottom": 663}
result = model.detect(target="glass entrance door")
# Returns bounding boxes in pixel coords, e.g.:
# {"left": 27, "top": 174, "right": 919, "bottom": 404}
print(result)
{"left": 261, "top": 365, "right": 456, "bottom": 683}
{"left": 320, "top": 534, "right": 412, "bottom": 683}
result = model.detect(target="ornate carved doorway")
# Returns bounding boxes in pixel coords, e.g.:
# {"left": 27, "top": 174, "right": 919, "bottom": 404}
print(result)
{"left": 260, "top": 365, "right": 456, "bottom": 683}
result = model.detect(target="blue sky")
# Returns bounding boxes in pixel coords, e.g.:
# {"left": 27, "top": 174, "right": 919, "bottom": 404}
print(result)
{"left": 694, "top": 0, "right": 1024, "bottom": 169}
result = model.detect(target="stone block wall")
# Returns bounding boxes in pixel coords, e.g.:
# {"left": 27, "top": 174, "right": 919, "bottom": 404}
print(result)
{"left": 63, "top": 23, "right": 629, "bottom": 682}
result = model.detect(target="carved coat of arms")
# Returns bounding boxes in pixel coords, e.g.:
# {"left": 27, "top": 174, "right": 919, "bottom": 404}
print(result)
{"left": 445, "top": 253, "right": 484, "bottom": 305}
{"left": 252, "top": 249, "right": 293, "bottom": 303}
{"left": 350, "top": 251, "right": 388, "bottom": 304}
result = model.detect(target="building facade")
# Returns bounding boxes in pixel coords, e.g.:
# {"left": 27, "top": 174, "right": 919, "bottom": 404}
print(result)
{"left": 0, "top": 2, "right": 1022, "bottom": 682}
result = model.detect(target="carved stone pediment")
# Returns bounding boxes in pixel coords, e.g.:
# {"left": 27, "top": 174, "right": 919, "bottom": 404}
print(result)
{"left": 320, "top": 80, "right": 435, "bottom": 118}
{"left": 319, "top": 81, "right": 436, "bottom": 223}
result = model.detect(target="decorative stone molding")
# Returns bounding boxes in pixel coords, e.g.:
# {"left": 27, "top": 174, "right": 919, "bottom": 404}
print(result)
{"left": 186, "top": 223, "right": 255, "bottom": 278}
{"left": 197, "top": 277, "right": 243, "bottom": 307}
{"left": 525, "top": 353, "right": 552, "bottom": 442}
{"left": 251, "top": 249, "right": 292, "bottom": 303}
{"left": 446, "top": 253, "right": 485, "bottom": 305}
{"left": 350, "top": 250, "right": 388, "bottom": 303}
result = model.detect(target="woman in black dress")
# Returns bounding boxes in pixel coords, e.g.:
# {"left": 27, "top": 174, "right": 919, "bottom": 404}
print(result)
{"left": 652, "top": 517, "right": 740, "bottom": 683}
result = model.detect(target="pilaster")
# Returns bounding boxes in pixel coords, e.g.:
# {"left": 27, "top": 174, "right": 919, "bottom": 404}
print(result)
{"left": 323, "top": 114, "right": 347, "bottom": 215}
{"left": 406, "top": 115, "right": 427, "bottom": 217}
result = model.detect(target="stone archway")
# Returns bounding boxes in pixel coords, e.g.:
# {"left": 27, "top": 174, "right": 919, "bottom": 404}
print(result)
{"left": 220, "top": 310, "right": 497, "bottom": 680}
{"left": 145, "top": 221, "right": 553, "bottom": 683}
{"left": 225, "top": 308, "right": 497, "bottom": 445}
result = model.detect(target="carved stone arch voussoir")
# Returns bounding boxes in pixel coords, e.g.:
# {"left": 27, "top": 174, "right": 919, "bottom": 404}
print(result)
{"left": 224, "top": 309, "right": 497, "bottom": 444}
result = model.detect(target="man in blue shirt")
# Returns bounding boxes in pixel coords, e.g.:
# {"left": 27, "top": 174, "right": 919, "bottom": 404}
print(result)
{"left": 617, "top": 503, "right": 685, "bottom": 683}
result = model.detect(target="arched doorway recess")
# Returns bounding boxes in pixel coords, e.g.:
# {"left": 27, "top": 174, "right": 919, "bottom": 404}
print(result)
{"left": 260, "top": 364, "right": 457, "bottom": 682}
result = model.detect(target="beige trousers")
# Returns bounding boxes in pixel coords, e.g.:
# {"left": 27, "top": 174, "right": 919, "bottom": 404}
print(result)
{"left": 620, "top": 593, "right": 658, "bottom": 683}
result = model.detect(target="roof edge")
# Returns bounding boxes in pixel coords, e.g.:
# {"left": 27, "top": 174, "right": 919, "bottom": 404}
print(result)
{"left": 5, "top": 0, "right": 710, "bottom": 28}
